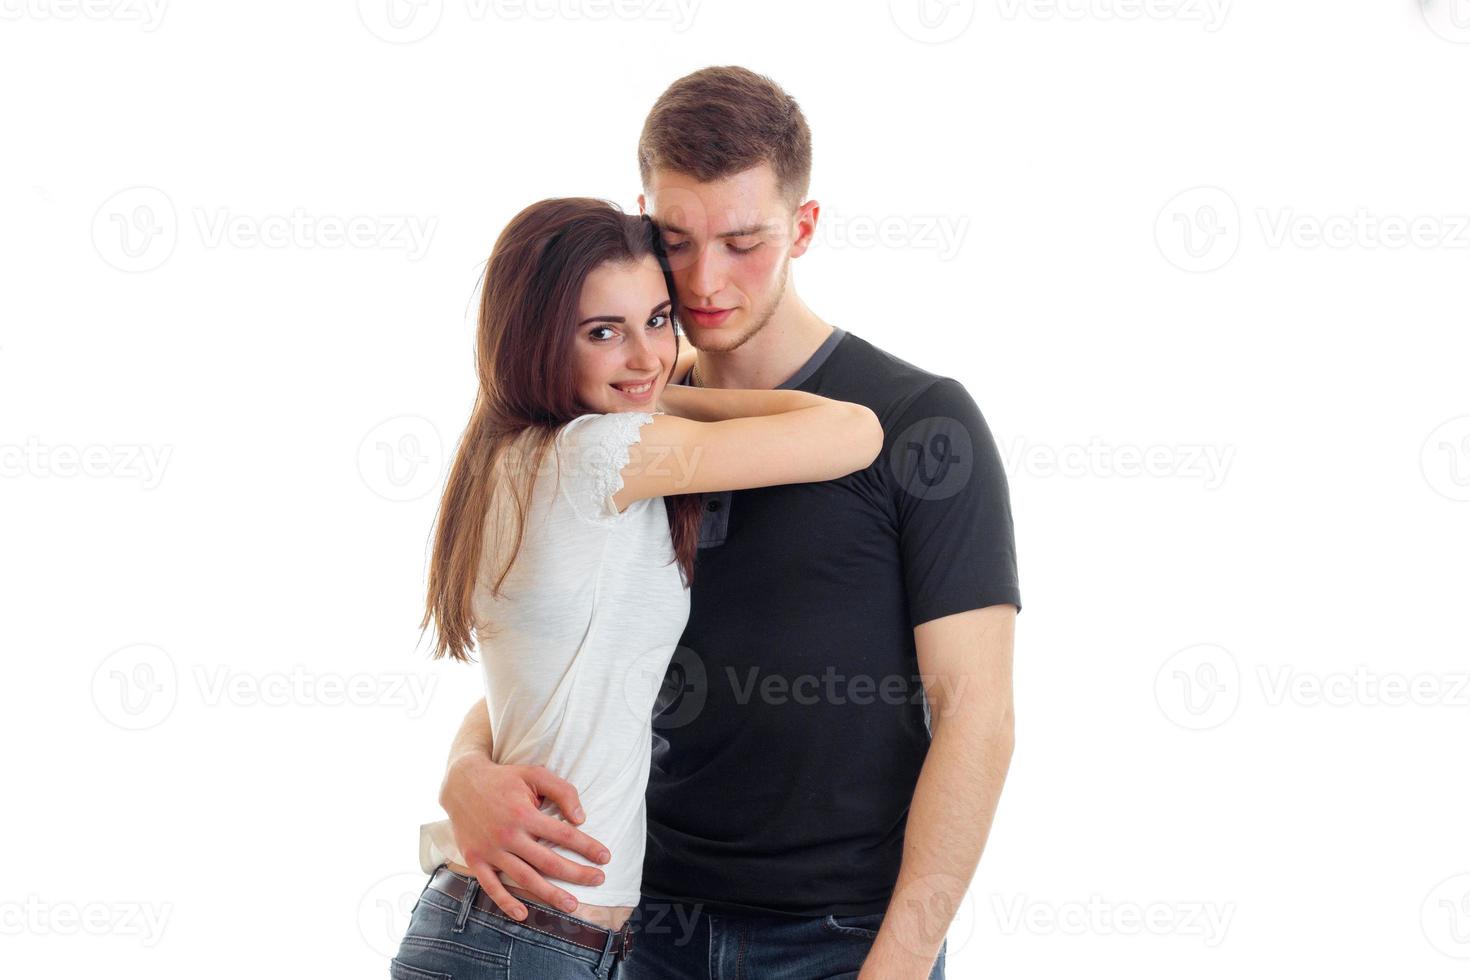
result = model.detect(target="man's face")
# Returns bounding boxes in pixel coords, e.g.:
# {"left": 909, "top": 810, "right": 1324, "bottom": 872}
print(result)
{"left": 639, "top": 163, "right": 815, "bottom": 354}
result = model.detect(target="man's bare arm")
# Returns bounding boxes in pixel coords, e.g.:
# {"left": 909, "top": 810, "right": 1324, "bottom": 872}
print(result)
{"left": 439, "top": 698, "right": 612, "bottom": 919}
{"left": 859, "top": 605, "right": 1017, "bottom": 979}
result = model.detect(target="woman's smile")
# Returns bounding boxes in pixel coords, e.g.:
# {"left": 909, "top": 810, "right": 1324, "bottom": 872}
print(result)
{"left": 611, "top": 375, "right": 659, "bottom": 402}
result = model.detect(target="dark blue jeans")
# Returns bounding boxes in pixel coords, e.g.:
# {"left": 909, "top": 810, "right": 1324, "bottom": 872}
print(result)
{"left": 391, "top": 868, "right": 629, "bottom": 979}
{"left": 620, "top": 896, "right": 946, "bottom": 980}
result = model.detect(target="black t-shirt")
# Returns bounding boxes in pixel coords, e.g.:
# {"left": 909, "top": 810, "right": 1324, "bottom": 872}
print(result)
{"left": 642, "top": 326, "right": 1022, "bottom": 918}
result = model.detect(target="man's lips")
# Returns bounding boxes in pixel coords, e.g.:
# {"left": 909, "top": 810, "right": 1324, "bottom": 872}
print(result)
{"left": 685, "top": 306, "right": 734, "bottom": 327}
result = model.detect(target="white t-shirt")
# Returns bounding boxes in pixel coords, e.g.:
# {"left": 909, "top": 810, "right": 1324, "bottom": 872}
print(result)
{"left": 419, "top": 410, "right": 691, "bottom": 907}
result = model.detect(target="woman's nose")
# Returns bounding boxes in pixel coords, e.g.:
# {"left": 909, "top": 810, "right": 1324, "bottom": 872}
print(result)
{"left": 625, "top": 331, "right": 661, "bottom": 370}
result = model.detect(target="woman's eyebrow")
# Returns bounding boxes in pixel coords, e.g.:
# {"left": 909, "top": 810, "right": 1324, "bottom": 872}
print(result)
{"left": 577, "top": 299, "right": 672, "bottom": 328}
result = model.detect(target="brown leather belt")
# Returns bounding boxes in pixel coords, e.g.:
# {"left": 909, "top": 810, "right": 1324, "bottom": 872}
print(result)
{"left": 428, "top": 866, "right": 634, "bottom": 962}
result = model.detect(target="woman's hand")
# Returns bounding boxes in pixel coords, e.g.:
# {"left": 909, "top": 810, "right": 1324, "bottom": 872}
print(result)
{"left": 440, "top": 752, "right": 612, "bottom": 920}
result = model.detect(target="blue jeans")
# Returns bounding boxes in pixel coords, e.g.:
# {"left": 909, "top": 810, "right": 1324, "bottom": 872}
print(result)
{"left": 391, "top": 868, "right": 629, "bottom": 979}
{"left": 620, "top": 896, "right": 946, "bottom": 980}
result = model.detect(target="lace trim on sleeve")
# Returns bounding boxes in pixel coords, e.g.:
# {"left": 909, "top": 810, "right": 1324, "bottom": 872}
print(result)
{"left": 591, "top": 411, "right": 659, "bottom": 515}
{"left": 560, "top": 410, "right": 664, "bottom": 523}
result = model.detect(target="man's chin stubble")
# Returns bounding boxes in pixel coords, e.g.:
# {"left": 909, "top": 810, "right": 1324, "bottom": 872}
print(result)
{"left": 688, "top": 260, "right": 788, "bottom": 355}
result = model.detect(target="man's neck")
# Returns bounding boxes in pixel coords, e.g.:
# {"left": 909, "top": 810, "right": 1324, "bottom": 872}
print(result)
{"left": 692, "top": 290, "right": 832, "bottom": 391}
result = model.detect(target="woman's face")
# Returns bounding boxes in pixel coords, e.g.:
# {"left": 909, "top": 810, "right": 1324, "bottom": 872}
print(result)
{"left": 572, "top": 255, "right": 678, "bottom": 413}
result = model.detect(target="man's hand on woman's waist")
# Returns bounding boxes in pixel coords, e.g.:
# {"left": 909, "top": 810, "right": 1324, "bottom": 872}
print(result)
{"left": 440, "top": 750, "right": 611, "bottom": 921}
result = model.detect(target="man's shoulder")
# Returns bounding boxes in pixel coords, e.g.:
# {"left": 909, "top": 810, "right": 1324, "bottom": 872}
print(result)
{"left": 826, "top": 330, "right": 976, "bottom": 423}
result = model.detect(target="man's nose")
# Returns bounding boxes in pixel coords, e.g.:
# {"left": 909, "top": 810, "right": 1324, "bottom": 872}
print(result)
{"left": 683, "top": 245, "right": 724, "bottom": 301}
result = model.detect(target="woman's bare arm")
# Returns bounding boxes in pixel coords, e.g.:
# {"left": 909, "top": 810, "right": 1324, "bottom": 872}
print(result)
{"left": 657, "top": 382, "right": 833, "bottom": 422}
{"left": 615, "top": 387, "right": 883, "bottom": 507}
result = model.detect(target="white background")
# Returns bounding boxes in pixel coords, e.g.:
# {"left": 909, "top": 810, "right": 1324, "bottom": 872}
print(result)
{"left": 3, "top": 1, "right": 1468, "bottom": 977}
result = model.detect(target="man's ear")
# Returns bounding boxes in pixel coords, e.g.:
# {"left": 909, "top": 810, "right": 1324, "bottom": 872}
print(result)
{"left": 637, "top": 194, "right": 648, "bottom": 216}
{"left": 789, "top": 199, "right": 820, "bottom": 258}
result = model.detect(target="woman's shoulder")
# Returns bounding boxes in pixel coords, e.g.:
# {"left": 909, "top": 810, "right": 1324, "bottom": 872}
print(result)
{"left": 553, "top": 411, "right": 665, "bottom": 525}
{"left": 556, "top": 410, "right": 663, "bottom": 448}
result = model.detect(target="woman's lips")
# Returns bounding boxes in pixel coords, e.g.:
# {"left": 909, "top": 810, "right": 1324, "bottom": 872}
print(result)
{"left": 611, "top": 378, "right": 657, "bottom": 402}
{"left": 685, "top": 307, "right": 733, "bottom": 327}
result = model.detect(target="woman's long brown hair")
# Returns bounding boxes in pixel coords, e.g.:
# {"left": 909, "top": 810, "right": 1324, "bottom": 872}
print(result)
{"left": 422, "top": 198, "right": 703, "bottom": 662}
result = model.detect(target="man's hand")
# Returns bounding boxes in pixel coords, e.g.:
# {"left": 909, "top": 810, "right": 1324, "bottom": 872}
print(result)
{"left": 440, "top": 751, "right": 612, "bottom": 920}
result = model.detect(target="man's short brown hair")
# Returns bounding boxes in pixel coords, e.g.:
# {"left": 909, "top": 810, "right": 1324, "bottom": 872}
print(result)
{"left": 638, "top": 66, "right": 812, "bottom": 207}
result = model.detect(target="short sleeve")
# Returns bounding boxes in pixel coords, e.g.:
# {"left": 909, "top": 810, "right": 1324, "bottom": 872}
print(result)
{"left": 884, "top": 378, "right": 1020, "bottom": 628}
{"left": 555, "top": 411, "right": 663, "bottom": 524}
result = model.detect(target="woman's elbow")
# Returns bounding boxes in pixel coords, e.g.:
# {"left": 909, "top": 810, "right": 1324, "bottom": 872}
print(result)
{"left": 856, "top": 405, "right": 884, "bottom": 468}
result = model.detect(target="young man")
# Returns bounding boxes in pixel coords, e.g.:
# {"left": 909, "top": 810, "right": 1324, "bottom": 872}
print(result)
{"left": 432, "top": 67, "right": 1020, "bottom": 979}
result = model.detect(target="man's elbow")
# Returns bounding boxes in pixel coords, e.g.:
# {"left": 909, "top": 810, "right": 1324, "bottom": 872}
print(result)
{"left": 977, "top": 704, "right": 1015, "bottom": 760}
{"left": 933, "top": 691, "right": 1014, "bottom": 747}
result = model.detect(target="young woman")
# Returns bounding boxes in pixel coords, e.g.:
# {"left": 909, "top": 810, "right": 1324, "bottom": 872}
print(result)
{"left": 391, "top": 198, "right": 882, "bottom": 980}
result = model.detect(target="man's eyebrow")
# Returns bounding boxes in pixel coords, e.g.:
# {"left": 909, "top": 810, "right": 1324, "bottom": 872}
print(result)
{"left": 578, "top": 298, "right": 672, "bottom": 327}
{"left": 656, "top": 221, "right": 771, "bottom": 239}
